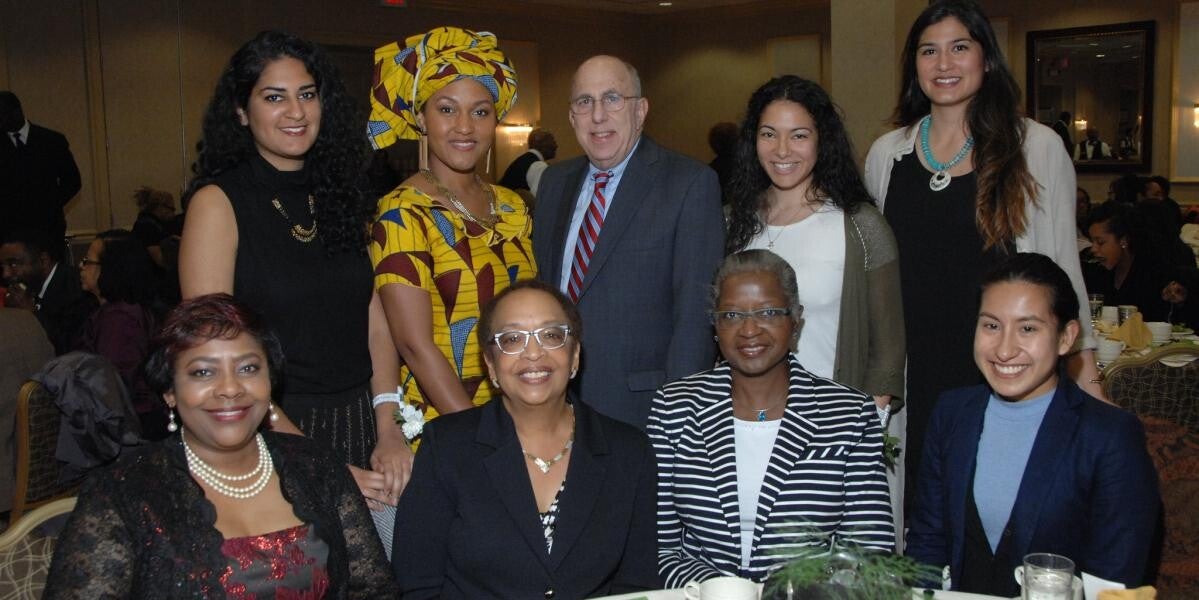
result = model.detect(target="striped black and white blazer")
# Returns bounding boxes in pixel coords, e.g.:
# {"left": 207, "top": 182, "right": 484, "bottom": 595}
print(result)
{"left": 647, "top": 354, "right": 895, "bottom": 586}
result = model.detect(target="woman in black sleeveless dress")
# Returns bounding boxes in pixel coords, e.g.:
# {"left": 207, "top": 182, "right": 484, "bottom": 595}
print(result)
{"left": 179, "top": 31, "right": 411, "bottom": 533}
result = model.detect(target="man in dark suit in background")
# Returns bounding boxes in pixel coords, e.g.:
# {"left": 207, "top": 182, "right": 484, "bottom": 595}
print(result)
{"left": 533, "top": 55, "right": 724, "bottom": 429}
{"left": 498, "top": 127, "right": 558, "bottom": 196}
{"left": 0, "top": 91, "right": 82, "bottom": 254}
{"left": 1, "top": 229, "right": 93, "bottom": 354}
{"left": 1051, "top": 111, "right": 1072, "bottom": 156}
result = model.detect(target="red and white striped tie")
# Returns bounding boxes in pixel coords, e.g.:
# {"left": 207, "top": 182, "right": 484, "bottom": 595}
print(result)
{"left": 567, "top": 171, "right": 612, "bottom": 302}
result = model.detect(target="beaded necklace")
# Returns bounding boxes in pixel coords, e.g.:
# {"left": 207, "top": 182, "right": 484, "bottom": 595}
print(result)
{"left": 919, "top": 114, "right": 974, "bottom": 192}
{"left": 182, "top": 431, "right": 274, "bottom": 499}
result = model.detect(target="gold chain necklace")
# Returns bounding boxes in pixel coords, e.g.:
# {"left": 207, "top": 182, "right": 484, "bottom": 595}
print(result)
{"left": 763, "top": 198, "right": 815, "bottom": 250}
{"left": 521, "top": 408, "right": 575, "bottom": 474}
{"left": 420, "top": 169, "right": 498, "bottom": 229}
{"left": 270, "top": 195, "right": 318, "bottom": 243}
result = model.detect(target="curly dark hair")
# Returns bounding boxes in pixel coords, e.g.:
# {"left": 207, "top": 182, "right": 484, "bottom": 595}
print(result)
{"left": 892, "top": 0, "right": 1036, "bottom": 251}
{"left": 725, "top": 76, "right": 873, "bottom": 254}
{"left": 95, "top": 229, "right": 157, "bottom": 306}
{"left": 185, "top": 30, "right": 371, "bottom": 254}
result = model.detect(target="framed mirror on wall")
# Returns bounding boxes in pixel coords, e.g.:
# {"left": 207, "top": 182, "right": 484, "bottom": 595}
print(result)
{"left": 1026, "top": 21, "right": 1155, "bottom": 173}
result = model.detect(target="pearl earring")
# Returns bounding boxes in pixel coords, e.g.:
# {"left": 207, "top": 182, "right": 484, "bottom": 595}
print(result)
{"left": 713, "top": 335, "right": 719, "bottom": 342}
{"left": 167, "top": 408, "right": 178, "bottom": 433}
{"left": 268, "top": 402, "right": 279, "bottom": 423}
{"left": 570, "top": 368, "right": 578, "bottom": 379}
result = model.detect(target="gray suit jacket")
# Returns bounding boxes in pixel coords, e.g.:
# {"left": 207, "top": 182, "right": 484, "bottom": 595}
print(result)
{"left": 533, "top": 136, "right": 724, "bottom": 428}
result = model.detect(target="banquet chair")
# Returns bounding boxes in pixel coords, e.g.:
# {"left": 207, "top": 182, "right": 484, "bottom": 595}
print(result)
{"left": 0, "top": 497, "right": 76, "bottom": 600}
{"left": 1103, "top": 346, "right": 1199, "bottom": 598}
{"left": 10, "top": 381, "right": 76, "bottom": 523}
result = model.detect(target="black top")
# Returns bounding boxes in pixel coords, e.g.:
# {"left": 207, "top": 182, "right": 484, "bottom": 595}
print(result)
{"left": 498, "top": 150, "right": 539, "bottom": 191}
{"left": 215, "top": 153, "right": 373, "bottom": 395}
{"left": 44, "top": 432, "right": 397, "bottom": 599}
{"left": 884, "top": 152, "right": 1011, "bottom": 477}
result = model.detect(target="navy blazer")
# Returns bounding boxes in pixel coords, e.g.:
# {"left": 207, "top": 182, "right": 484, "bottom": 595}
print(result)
{"left": 907, "top": 379, "right": 1160, "bottom": 588}
{"left": 532, "top": 136, "right": 724, "bottom": 429}
{"left": 392, "top": 399, "right": 660, "bottom": 599}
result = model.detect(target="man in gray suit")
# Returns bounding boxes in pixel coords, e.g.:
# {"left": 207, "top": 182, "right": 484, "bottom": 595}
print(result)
{"left": 533, "top": 55, "right": 724, "bottom": 429}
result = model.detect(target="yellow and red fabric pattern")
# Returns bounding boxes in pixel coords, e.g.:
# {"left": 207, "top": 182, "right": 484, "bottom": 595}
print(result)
{"left": 367, "top": 26, "right": 519, "bottom": 150}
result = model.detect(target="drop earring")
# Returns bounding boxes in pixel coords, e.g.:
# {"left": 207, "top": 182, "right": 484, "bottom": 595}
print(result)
{"left": 491, "top": 378, "right": 500, "bottom": 388}
{"left": 418, "top": 131, "right": 429, "bottom": 172}
{"left": 485, "top": 146, "right": 492, "bottom": 174}
{"left": 268, "top": 402, "right": 279, "bottom": 423}
{"left": 167, "top": 408, "right": 178, "bottom": 433}
{"left": 570, "top": 368, "right": 578, "bottom": 379}
{"left": 713, "top": 335, "right": 719, "bottom": 342}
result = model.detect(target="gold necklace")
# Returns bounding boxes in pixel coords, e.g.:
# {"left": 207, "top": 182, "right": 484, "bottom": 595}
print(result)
{"left": 763, "top": 199, "right": 814, "bottom": 250}
{"left": 270, "top": 195, "right": 318, "bottom": 243}
{"left": 420, "top": 169, "right": 498, "bottom": 228}
{"left": 521, "top": 407, "right": 575, "bottom": 474}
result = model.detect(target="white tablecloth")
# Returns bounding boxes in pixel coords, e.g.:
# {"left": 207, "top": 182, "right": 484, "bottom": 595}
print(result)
{"left": 593, "top": 589, "right": 1005, "bottom": 600}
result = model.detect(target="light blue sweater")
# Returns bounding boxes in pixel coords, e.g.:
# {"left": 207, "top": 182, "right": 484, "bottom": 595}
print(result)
{"left": 973, "top": 388, "right": 1055, "bottom": 552}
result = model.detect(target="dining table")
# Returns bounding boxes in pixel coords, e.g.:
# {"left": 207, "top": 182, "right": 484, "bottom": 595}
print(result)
{"left": 592, "top": 589, "right": 1007, "bottom": 600}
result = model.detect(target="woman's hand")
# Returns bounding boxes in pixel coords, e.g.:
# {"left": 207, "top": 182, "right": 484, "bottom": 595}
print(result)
{"left": 349, "top": 465, "right": 391, "bottom": 511}
{"left": 1162, "top": 281, "right": 1188, "bottom": 304}
{"left": 371, "top": 426, "right": 414, "bottom": 503}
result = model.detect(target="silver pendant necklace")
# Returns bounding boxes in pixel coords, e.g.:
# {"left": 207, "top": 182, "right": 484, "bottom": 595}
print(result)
{"left": 919, "top": 115, "right": 974, "bottom": 192}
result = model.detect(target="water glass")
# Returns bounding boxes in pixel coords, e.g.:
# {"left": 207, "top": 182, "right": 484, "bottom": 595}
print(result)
{"left": 1088, "top": 294, "right": 1104, "bottom": 321}
{"left": 1014, "top": 553, "right": 1078, "bottom": 600}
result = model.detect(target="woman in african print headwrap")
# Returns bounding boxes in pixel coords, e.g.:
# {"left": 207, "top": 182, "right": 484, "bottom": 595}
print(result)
{"left": 367, "top": 27, "right": 537, "bottom": 437}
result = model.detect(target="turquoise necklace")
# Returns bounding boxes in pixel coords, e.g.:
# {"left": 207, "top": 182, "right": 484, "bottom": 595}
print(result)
{"left": 919, "top": 114, "right": 974, "bottom": 192}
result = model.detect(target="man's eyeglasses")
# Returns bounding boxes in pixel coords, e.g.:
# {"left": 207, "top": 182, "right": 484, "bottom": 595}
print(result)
{"left": 79, "top": 258, "right": 101, "bottom": 268}
{"left": 710, "top": 307, "right": 794, "bottom": 327}
{"left": 489, "top": 325, "right": 573, "bottom": 355}
{"left": 570, "top": 92, "right": 640, "bottom": 115}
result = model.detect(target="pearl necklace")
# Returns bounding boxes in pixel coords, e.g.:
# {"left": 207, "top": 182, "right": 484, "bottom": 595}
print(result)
{"left": 919, "top": 115, "right": 974, "bottom": 192}
{"left": 182, "top": 431, "right": 274, "bottom": 499}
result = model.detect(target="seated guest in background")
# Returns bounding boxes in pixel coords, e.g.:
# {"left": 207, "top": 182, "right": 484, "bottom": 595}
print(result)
{"left": 907, "top": 253, "right": 1160, "bottom": 596}
{"left": 1141, "top": 175, "right": 1182, "bottom": 239}
{"left": 1074, "top": 127, "right": 1111, "bottom": 161}
{"left": 499, "top": 127, "right": 558, "bottom": 197}
{"left": 648, "top": 250, "right": 893, "bottom": 586}
{"left": 130, "top": 186, "right": 180, "bottom": 269}
{"left": 0, "top": 307, "right": 54, "bottom": 512}
{"left": 1106, "top": 172, "right": 1142, "bottom": 204}
{"left": 45, "top": 294, "right": 395, "bottom": 598}
{"left": 393, "top": 280, "right": 659, "bottom": 599}
{"left": 0, "top": 227, "right": 93, "bottom": 354}
{"left": 73, "top": 229, "right": 163, "bottom": 438}
{"left": 1075, "top": 187, "right": 1092, "bottom": 253}
{"left": 1086, "top": 201, "right": 1198, "bottom": 327}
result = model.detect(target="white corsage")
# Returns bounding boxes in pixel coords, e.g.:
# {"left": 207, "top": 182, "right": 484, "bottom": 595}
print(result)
{"left": 396, "top": 403, "right": 426, "bottom": 441}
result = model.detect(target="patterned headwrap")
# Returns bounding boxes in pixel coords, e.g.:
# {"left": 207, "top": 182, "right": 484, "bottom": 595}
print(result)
{"left": 367, "top": 26, "right": 518, "bottom": 150}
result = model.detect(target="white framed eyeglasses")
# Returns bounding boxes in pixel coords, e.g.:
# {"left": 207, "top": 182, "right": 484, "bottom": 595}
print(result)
{"left": 710, "top": 307, "right": 794, "bottom": 327}
{"left": 489, "top": 325, "right": 573, "bottom": 355}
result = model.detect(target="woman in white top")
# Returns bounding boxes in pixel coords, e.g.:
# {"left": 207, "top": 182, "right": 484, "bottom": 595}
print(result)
{"left": 725, "top": 75, "right": 905, "bottom": 413}
{"left": 863, "top": 0, "right": 1100, "bottom": 508}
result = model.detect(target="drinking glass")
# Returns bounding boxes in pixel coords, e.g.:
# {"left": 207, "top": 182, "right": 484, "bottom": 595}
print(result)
{"left": 1088, "top": 294, "right": 1104, "bottom": 322}
{"left": 1014, "top": 553, "right": 1077, "bottom": 600}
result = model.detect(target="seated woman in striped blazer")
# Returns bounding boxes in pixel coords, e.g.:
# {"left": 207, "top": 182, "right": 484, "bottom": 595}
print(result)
{"left": 647, "top": 249, "right": 894, "bottom": 586}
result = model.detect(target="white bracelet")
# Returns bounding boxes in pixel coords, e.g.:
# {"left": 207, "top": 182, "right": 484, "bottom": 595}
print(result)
{"left": 371, "top": 392, "right": 402, "bottom": 409}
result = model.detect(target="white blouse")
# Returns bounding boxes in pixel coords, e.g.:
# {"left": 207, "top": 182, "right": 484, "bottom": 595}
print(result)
{"left": 734, "top": 416, "right": 782, "bottom": 568}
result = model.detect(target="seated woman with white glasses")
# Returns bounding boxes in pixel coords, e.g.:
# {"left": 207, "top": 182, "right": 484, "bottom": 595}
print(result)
{"left": 648, "top": 249, "right": 894, "bottom": 586}
{"left": 392, "top": 279, "right": 660, "bottom": 599}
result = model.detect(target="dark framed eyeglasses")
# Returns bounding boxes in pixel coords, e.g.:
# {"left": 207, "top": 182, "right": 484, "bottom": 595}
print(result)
{"left": 78, "top": 258, "right": 102, "bottom": 268}
{"left": 569, "top": 92, "right": 640, "bottom": 115}
{"left": 710, "top": 307, "right": 794, "bottom": 327}
{"left": 489, "top": 325, "right": 573, "bottom": 355}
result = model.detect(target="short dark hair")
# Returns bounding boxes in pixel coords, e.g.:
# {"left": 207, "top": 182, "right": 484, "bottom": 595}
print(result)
{"left": 0, "top": 228, "right": 55, "bottom": 261}
{"left": 477, "top": 279, "right": 583, "bottom": 352}
{"left": 1147, "top": 175, "right": 1170, "bottom": 198}
{"left": 0, "top": 91, "right": 21, "bottom": 115}
{"left": 143, "top": 293, "right": 286, "bottom": 397}
{"left": 94, "top": 229, "right": 156, "bottom": 305}
{"left": 980, "top": 253, "right": 1079, "bottom": 332}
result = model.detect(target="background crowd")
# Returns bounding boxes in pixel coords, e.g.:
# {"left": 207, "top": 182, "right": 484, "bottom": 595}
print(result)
{"left": 0, "top": 0, "right": 1185, "bottom": 598}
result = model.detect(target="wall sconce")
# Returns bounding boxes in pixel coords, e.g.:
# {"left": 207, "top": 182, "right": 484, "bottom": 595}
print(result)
{"left": 1074, "top": 118, "right": 1087, "bottom": 130}
{"left": 1193, "top": 103, "right": 1198, "bottom": 128}
{"left": 499, "top": 123, "right": 534, "bottom": 147}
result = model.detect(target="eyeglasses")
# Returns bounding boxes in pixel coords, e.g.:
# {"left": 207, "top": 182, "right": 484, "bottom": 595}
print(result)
{"left": 489, "top": 325, "right": 573, "bottom": 355}
{"left": 78, "top": 258, "right": 101, "bottom": 268}
{"left": 710, "top": 307, "right": 794, "bottom": 327}
{"left": 569, "top": 92, "right": 640, "bottom": 115}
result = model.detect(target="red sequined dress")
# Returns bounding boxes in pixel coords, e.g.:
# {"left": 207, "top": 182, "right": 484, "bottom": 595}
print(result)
{"left": 220, "top": 524, "right": 331, "bottom": 599}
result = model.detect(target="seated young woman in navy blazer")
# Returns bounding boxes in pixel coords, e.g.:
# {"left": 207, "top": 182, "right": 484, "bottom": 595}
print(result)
{"left": 906, "top": 252, "right": 1160, "bottom": 596}
{"left": 392, "top": 279, "right": 659, "bottom": 599}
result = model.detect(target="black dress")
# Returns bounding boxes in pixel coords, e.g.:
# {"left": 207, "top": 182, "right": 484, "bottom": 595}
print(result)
{"left": 884, "top": 152, "right": 1011, "bottom": 494}
{"left": 214, "top": 153, "right": 376, "bottom": 469}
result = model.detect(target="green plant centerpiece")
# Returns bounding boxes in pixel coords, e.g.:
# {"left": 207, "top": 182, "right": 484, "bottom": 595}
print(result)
{"left": 761, "top": 531, "right": 940, "bottom": 600}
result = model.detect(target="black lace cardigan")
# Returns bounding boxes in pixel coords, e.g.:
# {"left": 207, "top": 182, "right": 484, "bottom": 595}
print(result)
{"left": 43, "top": 431, "right": 398, "bottom": 599}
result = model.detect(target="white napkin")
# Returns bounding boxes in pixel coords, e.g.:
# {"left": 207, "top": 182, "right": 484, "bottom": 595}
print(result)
{"left": 1083, "top": 572, "right": 1125, "bottom": 599}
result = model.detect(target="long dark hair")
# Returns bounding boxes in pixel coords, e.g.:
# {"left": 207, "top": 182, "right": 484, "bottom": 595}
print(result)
{"left": 185, "top": 30, "right": 370, "bottom": 254}
{"left": 726, "top": 76, "right": 873, "bottom": 254}
{"left": 893, "top": 0, "right": 1036, "bottom": 251}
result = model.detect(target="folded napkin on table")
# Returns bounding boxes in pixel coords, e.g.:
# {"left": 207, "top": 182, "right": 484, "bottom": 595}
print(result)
{"left": 1112, "top": 313, "right": 1152, "bottom": 350}
{"left": 1097, "top": 586, "right": 1156, "bottom": 599}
